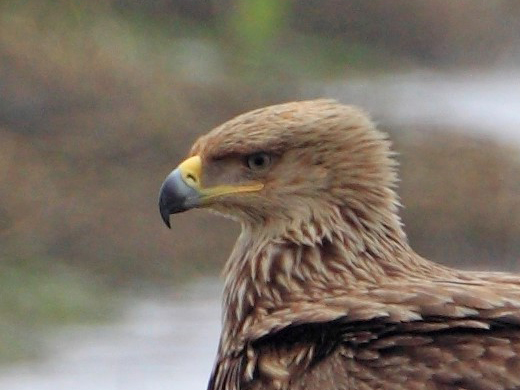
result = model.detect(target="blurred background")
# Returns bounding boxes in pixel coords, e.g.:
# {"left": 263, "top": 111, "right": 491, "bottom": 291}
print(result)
{"left": 1, "top": 0, "right": 520, "bottom": 389}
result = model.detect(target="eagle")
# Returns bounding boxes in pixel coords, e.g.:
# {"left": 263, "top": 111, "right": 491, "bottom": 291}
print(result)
{"left": 159, "top": 100, "right": 520, "bottom": 390}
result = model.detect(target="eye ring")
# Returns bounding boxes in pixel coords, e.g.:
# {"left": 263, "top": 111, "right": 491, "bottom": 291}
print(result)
{"left": 246, "top": 152, "right": 272, "bottom": 171}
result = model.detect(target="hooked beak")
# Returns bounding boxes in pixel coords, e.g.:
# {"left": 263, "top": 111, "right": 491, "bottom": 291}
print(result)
{"left": 158, "top": 155, "right": 264, "bottom": 228}
{"left": 158, "top": 156, "right": 203, "bottom": 228}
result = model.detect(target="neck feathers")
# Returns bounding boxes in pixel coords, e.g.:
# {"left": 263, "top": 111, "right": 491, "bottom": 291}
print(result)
{"left": 219, "top": 217, "right": 422, "bottom": 353}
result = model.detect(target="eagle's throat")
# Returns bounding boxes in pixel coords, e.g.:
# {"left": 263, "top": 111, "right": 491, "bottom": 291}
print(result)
{"left": 219, "top": 216, "right": 413, "bottom": 354}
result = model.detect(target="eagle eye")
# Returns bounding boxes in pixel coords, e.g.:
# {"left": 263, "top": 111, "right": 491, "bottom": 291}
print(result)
{"left": 246, "top": 152, "right": 271, "bottom": 171}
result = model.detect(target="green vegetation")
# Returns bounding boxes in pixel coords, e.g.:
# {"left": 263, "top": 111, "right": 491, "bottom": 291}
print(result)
{"left": 0, "top": 257, "right": 114, "bottom": 362}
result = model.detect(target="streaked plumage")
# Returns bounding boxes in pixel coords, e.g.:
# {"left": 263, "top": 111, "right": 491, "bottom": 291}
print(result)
{"left": 159, "top": 100, "right": 520, "bottom": 390}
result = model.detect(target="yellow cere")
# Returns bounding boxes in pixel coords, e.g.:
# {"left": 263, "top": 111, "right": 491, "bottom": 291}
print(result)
{"left": 177, "top": 155, "right": 264, "bottom": 200}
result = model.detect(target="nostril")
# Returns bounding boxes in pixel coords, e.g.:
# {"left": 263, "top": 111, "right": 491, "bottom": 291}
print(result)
{"left": 186, "top": 173, "right": 197, "bottom": 184}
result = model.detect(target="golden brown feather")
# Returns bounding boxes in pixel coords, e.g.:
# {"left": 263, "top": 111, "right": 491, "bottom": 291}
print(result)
{"left": 159, "top": 100, "right": 520, "bottom": 390}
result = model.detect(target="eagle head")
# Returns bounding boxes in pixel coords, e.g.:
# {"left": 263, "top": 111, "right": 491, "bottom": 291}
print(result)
{"left": 159, "top": 100, "right": 401, "bottom": 243}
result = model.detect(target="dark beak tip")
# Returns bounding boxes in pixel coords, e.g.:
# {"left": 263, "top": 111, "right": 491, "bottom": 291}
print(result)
{"left": 162, "top": 214, "right": 172, "bottom": 229}
{"left": 159, "top": 201, "right": 172, "bottom": 229}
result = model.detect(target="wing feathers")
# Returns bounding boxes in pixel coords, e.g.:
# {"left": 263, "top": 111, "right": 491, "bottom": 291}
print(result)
{"left": 211, "top": 278, "right": 520, "bottom": 390}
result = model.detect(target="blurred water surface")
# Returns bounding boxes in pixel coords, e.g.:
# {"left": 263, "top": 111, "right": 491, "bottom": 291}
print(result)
{"left": 0, "top": 280, "right": 221, "bottom": 390}
{"left": 321, "top": 70, "right": 520, "bottom": 143}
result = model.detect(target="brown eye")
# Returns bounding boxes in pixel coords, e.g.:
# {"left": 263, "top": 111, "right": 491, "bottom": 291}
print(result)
{"left": 246, "top": 152, "right": 271, "bottom": 171}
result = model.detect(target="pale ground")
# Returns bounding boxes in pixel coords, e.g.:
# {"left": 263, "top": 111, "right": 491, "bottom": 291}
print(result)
{"left": 0, "top": 280, "right": 221, "bottom": 390}
{"left": 1, "top": 70, "right": 519, "bottom": 390}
